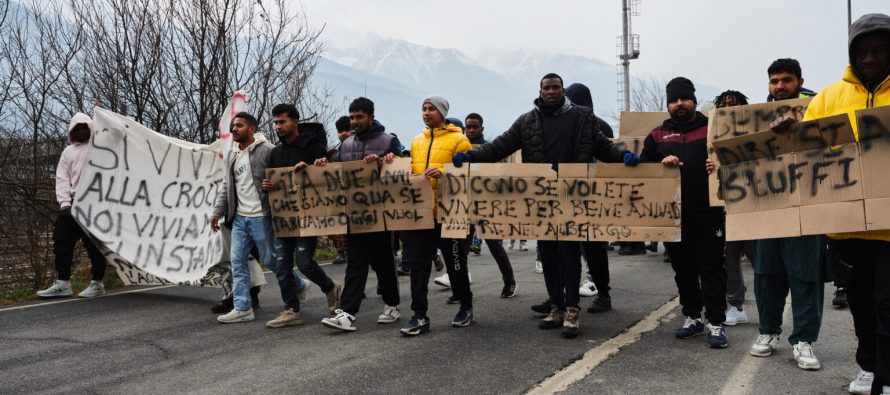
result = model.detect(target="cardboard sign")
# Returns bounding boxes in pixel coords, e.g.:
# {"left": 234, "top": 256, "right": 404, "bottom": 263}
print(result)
{"left": 380, "top": 158, "right": 435, "bottom": 231}
{"left": 713, "top": 106, "right": 890, "bottom": 241}
{"left": 619, "top": 111, "right": 667, "bottom": 138}
{"left": 438, "top": 163, "right": 471, "bottom": 238}
{"left": 440, "top": 163, "right": 681, "bottom": 241}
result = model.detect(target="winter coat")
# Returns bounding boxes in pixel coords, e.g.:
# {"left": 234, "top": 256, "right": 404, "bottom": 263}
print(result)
{"left": 268, "top": 122, "right": 328, "bottom": 168}
{"left": 803, "top": 13, "right": 890, "bottom": 242}
{"left": 410, "top": 123, "right": 472, "bottom": 198}
{"left": 332, "top": 120, "right": 401, "bottom": 162}
{"left": 468, "top": 98, "right": 625, "bottom": 165}
{"left": 641, "top": 111, "right": 719, "bottom": 215}
{"left": 56, "top": 113, "right": 93, "bottom": 209}
{"left": 213, "top": 133, "right": 275, "bottom": 223}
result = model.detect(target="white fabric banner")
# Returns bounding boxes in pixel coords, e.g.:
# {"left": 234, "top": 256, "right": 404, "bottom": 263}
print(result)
{"left": 72, "top": 107, "right": 226, "bottom": 284}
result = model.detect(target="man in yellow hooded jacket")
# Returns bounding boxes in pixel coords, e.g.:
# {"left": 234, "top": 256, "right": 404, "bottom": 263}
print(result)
{"left": 776, "top": 13, "right": 890, "bottom": 394}
{"left": 398, "top": 95, "right": 474, "bottom": 336}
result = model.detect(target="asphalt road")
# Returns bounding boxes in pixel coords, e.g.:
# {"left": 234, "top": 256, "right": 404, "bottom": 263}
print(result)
{"left": 0, "top": 242, "right": 860, "bottom": 394}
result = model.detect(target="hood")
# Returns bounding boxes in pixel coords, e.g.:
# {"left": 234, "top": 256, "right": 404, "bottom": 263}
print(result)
{"left": 565, "top": 83, "right": 594, "bottom": 110}
{"left": 284, "top": 122, "right": 328, "bottom": 148}
{"left": 423, "top": 123, "right": 464, "bottom": 138}
{"left": 67, "top": 112, "right": 93, "bottom": 144}
{"left": 355, "top": 120, "right": 385, "bottom": 141}
{"left": 234, "top": 131, "right": 268, "bottom": 152}
{"left": 533, "top": 96, "right": 573, "bottom": 116}
{"left": 849, "top": 13, "right": 890, "bottom": 88}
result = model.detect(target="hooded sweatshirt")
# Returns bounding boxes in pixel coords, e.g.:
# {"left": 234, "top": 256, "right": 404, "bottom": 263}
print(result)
{"left": 803, "top": 13, "right": 890, "bottom": 242}
{"left": 56, "top": 113, "right": 93, "bottom": 209}
{"left": 212, "top": 132, "right": 275, "bottom": 222}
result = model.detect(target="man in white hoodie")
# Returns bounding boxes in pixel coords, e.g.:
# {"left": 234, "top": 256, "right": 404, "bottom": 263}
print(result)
{"left": 37, "top": 113, "right": 108, "bottom": 298}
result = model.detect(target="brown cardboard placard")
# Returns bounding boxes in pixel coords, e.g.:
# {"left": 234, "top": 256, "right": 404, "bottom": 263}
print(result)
{"left": 338, "top": 161, "right": 386, "bottom": 234}
{"left": 469, "top": 163, "right": 559, "bottom": 240}
{"left": 709, "top": 98, "right": 811, "bottom": 142}
{"left": 290, "top": 163, "right": 349, "bottom": 236}
{"left": 380, "top": 158, "right": 435, "bottom": 231}
{"left": 438, "top": 163, "right": 470, "bottom": 238}
{"left": 619, "top": 111, "right": 667, "bottom": 138}
{"left": 266, "top": 167, "right": 303, "bottom": 237}
{"left": 726, "top": 207, "right": 801, "bottom": 241}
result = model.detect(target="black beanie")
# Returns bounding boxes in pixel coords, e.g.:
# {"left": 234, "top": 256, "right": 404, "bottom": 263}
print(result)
{"left": 666, "top": 77, "right": 697, "bottom": 104}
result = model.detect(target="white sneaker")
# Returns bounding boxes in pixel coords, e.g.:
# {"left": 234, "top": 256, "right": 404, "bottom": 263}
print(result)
{"left": 36, "top": 281, "right": 73, "bottom": 298}
{"left": 377, "top": 305, "right": 400, "bottom": 324}
{"left": 750, "top": 334, "right": 780, "bottom": 357}
{"left": 723, "top": 306, "right": 749, "bottom": 326}
{"left": 508, "top": 240, "right": 516, "bottom": 249}
{"left": 534, "top": 259, "right": 543, "bottom": 274}
{"left": 78, "top": 281, "right": 105, "bottom": 298}
{"left": 468, "top": 272, "right": 473, "bottom": 284}
{"left": 321, "top": 309, "right": 356, "bottom": 331}
{"left": 882, "top": 385, "right": 889, "bottom": 395}
{"left": 217, "top": 308, "right": 255, "bottom": 323}
{"left": 434, "top": 274, "right": 451, "bottom": 288}
{"left": 519, "top": 241, "right": 528, "bottom": 251}
{"left": 848, "top": 370, "right": 874, "bottom": 395}
{"left": 792, "top": 342, "right": 821, "bottom": 370}
{"left": 579, "top": 280, "right": 598, "bottom": 297}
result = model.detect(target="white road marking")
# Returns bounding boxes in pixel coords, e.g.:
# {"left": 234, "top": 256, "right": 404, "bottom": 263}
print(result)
{"left": 0, "top": 285, "right": 177, "bottom": 313}
{"left": 718, "top": 299, "right": 794, "bottom": 395}
{"left": 525, "top": 297, "right": 681, "bottom": 395}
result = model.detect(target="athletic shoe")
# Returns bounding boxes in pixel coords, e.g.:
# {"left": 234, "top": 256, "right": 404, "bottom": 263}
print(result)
{"left": 217, "top": 308, "right": 254, "bottom": 323}
{"left": 792, "top": 342, "right": 821, "bottom": 370}
{"left": 675, "top": 317, "right": 705, "bottom": 339}
{"left": 332, "top": 252, "right": 346, "bottom": 265}
{"left": 663, "top": 252, "right": 671, "bottom": 263}
{"left": 500, "top": 283, "right": 517, "bottom": 298}
{"left": 296, "top": 280, "right": 311, "bottom": 301}
{"left": 587, "top": 295, "right": 612, "bottom": 313}
{"left": 266, "top": 308, "right": 303, "bottom": 328}
{"left": 508, "top": 240, "right": 516, "bottom": 249}
{"left": 377, "top": 305, "right": 400, "bottom": 324}
{"left": 211, "top": 297, "right": 234, "bottom": 314}
{"left": 397, "top": 266, "right": 411, "bottom": 276}
{"left": 36, "top": 281, "right": 73, "bottom": 298}
{"left": 400, "top": 315, "right": 430, "bottom": 336}
{"left": 78, "top": 281, "right": 105, "bottom": 298}
{"left": 749, "top": 334, "right": 780, "bottom": 357}
{"left": 531, "top": 300, "right": 552, "bottom": 314}
{"left": 707, "top": 323, "right": 728, "bottom": 348}
{"left": 646, "top": 242, "right": 658, "bottom": 252}
{"left": 325, "top": 282, "right": 342, "bottom": 315}
{"left": 847, "top": 370, "right": 873, "bottom": 395}
{"left": 445, "top": 295, "right": 461, "bottom": 304}
{"left": 321, "top": 309, "right": 356, "bottom": 332}
{"left": 833, "top": 287, "right": 849, "bottom": 308}
{"left": 539, "top": 305, "right": 564, "bottom": 329}
{"left": 434, "top": 274, "right": 451, "bottom": 288}
{"left": 882, "top": 385, "right": 889, "bottom": 395}
{"left": 534, "top": 259, "right": 543, "bottom": 274}
{"left": 562, "top": 306, "right": 581, "bottom": 338}
{"left": 470, "top": 236, "right": 482, "bottom": 255}
{"left": 519, "top": 241, "right": 528, "bottom": 251}
{"left": 723, "top": 306, "right": 749, "bottom": 326}
{"left": 579, "top": 280, "right": 597, "bottom": 297}
{"left": 452, "top": 308, "right": 473, "bottom": 327}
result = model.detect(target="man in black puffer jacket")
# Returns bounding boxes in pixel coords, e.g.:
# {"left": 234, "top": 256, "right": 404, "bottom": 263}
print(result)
{"left": 641, "top": 77, "right": 728, "bottom": 349}
{"left": 453, "top": 73, "right": 638, "bottom": 338}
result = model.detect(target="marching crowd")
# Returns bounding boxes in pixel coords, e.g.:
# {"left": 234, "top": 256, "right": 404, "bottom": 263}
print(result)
{"left": 36, "top": 13, "right": 889, "bottom": 394}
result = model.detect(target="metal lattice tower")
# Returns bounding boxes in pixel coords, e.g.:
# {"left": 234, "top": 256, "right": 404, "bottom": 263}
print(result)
{"left": 617, "top": 0, "right": 641, "bottom": 112}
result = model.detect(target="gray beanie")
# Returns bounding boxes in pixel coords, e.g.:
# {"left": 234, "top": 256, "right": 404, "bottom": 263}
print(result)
{"left": 423, "top": 96, "right": 449, "bottom": 119}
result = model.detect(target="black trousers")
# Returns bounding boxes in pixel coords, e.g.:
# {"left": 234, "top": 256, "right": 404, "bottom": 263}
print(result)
{"left": 582, "top": 241, "right": 610, "bottom": 296}
{"left": 341, "top": 232, "right": 400, "bottom": 315}
{"left": 832, "top": 238, "right": 890, "bottom": 393}
{"left": 404, "top": 225, "right": 472, "bottom": 315}
{"left": 485, "top": 239, "right": 515, "bottom": 285}
{"left": 664, "top": 211, "right": 727, "bottom": 324}
{"left": 827, "top": 238, "right": 848, "bottom": 288}
{"left": 53, "top": 213, "right": 106, "bottom": 281}
{"left": 539, "top": 240, "right": 582, "bottom": 310}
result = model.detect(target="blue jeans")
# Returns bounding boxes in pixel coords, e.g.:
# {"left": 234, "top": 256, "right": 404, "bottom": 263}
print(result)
{"left": 276, "top": 236, "right": 335, "bottom": 311}
{"left": 231, "top": 215, "right": 278, "bottom": 311}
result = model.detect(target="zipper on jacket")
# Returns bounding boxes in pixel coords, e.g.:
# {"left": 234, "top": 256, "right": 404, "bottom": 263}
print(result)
{"left": 424, "top": 128, "right": 435, "bottom": 170}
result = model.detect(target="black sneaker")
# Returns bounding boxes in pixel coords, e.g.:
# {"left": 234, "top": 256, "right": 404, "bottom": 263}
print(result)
{"left": 400, "top": 315, "right": 430, "bottom": 336}
{"left": 587, "top": 295, "right": 612, "bottom": 313}
{"left": 832, "top": 287, "right": 848, "bottom": 308}
{"left": 663, "top": 251, "right": 671, "bottom": 263}
{"left": 211, "top": 297, "right": 233, "bottom": 314}
{"left": 446, "top": 295, "right": 461, "bottom": 304}
{"left": 250, "top": 286, "right": 261, "bottom": 310}
{"left": 452, "top": 308, "right": 473, "bottom": 327}
{"left": 500, "top": 283, "right": 517, "bottom": 298}
{"left": 531, "top": 299, "right": 552, "bottom": 314}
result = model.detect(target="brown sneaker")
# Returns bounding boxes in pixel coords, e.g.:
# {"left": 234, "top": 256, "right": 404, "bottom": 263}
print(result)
{"left": 266, "top": 308, "right": 304, "bottom": 328}
{"left": 325, "top": 282, "right": 342, "bottom": 315}
{"left": 539, "top": 305, "right": 564, "bottom": 330}
{"left": 562, "top": 306, "right": 581, "bottom": 338}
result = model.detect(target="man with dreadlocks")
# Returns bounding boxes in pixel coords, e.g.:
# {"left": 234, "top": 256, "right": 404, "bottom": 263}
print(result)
{"left": 714, "top": 90, "right": 749, "bottom": 108}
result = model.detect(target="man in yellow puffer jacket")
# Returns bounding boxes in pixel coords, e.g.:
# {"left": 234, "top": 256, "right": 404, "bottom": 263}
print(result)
{"left": 794, "top": 13, "right": 890, "bottom": 394}
{"left": 398, "top": 96, "right": 474, "bottom": 336}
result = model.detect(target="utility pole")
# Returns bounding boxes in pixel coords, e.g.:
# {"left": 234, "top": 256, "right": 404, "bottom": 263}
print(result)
{"left": 617, "top": 0, "right": 641, "bottom": 112}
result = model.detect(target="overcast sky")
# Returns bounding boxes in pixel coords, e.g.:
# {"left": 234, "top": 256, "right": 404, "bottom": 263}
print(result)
{"left": 303, "top": 0, "right": 886, "bottom": 104}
